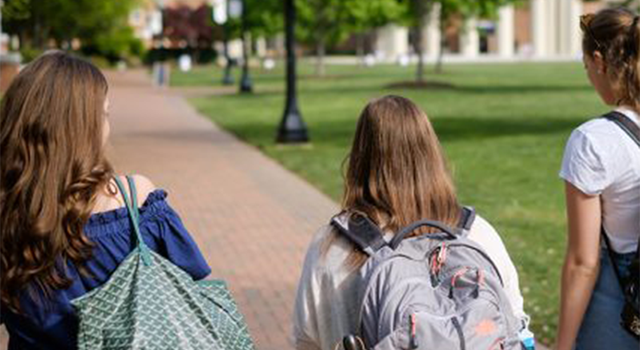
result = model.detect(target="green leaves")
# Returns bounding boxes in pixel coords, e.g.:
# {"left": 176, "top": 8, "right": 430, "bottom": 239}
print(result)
{"left": 2, "top": 0, "right": 32, "bottom": 21}
{"left": 3, "top": 0, "right": 142, "bottom": 61}
{"left": 294, "top": 0, "right": 405, "bottom": 46}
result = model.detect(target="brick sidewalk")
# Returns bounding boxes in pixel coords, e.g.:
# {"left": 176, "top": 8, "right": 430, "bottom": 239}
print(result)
{"left": 105, "top": 70, "right": 338, "bottom": 349}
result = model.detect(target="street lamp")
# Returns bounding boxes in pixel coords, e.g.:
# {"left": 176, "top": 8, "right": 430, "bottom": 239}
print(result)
{"left": 152, "top": 0, "right": 168, "bottom": 87}
{"left": 238, "top": 0, "right": 252, "bottom": 93}
{"left": 212, "top": 0, "right": 234, "bottom": 85}
{"left": 276, "top": 0, "right": 309, "bottom": 143}
{"left": 222, "top": 0, "right": 235, "bottom": 85}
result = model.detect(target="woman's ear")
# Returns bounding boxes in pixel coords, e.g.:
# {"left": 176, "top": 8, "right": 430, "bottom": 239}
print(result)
{"left": 593, "top": 51, "right": 607, "bottom": 75}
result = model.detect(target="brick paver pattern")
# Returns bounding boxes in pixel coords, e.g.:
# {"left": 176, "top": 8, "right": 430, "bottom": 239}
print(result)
{"left": 0, "top": 70, "right": 338, "bottom": 350}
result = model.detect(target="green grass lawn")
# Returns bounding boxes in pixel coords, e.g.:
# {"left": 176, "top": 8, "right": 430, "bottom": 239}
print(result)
{"left": 175, "top": 61, "right": 606, "bottom": 345}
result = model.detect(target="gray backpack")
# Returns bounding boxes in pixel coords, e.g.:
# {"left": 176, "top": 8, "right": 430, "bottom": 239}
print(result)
{"left": 331, "top": 207, "right": 522, "bottom": 350}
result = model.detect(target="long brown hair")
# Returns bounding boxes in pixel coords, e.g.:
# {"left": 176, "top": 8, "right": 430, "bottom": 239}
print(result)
{"left": 581, "top": 8, "right": 640, "bottom": 110}
{"left": 328, "top": 95, "right": 461, "bottom": 267}
{"left": 0, "top": 51, "right": 114, "bottom": 312}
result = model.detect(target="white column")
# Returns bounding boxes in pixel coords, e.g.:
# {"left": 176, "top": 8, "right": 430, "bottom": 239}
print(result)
{"left": 425, "top": 3, "right": 441, "bottom": 59}
{"left": 568, "top": 0, "right": 583, "bottom": 56}
{"left": 376, "top": 24, "right": 409, "bottom": 62}
{"left": 460, "top": 17, "right": 479, "bottom": 58}
{"left": 546, "top": 0, "right": 558, "bottom": 56}
{"left": 497, "top": 5, "right": 515, "bottom": 57}
{"left": 531, "top": 0, "right": 547, "bottom": 57}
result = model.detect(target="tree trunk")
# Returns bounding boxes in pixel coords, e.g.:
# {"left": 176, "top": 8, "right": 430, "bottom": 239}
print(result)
{"left": 33, "top": 18, "right": 43, "bottom": 49}
{"left": 435, "top": 9, "right": 446, "bottom": 74}
{"left": 356, "top": 33, "right": 365, "bottom": 67}
{"left": 315, "top": 37, "right": 326, "bottom": 77}
{"left": 415, "top": 26, "right": 425, "bottom": 83}
{"left": 414, "top": 0, "right": 429, "bottom": 83}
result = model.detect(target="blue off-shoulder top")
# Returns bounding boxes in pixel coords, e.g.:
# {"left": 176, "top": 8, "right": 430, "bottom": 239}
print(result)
{"left": 1, "top": 189, "right": 212, "bottom": 350}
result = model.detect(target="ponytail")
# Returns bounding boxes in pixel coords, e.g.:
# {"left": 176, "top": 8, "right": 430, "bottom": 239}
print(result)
{"left": 582, "top": 8, "right": 640, "bottom": 111}
{"left": 625, "top": 15, "right": 640, "bottom": 110}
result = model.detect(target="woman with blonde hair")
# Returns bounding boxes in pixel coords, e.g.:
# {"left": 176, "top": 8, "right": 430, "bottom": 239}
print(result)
{"left": 556, "top": 8, "right": 640, "bottom": 350}
{"left": 292, "top": 95, "right": 530, "bottom": 350}
{"left": 0, "top": 51, "right": 211, "bottom": 349}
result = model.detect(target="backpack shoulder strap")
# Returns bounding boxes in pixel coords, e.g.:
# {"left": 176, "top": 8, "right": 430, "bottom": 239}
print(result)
{"left": 602, "top": 112, "right": 640, "bottom": 259}
{"left": 330, "top": 213, "right": 388, "bottom": 256}
{"left": 458, "top": 206, "right": 476, "bottom": 232}
{"left": 604, "top": 111, "right": 640, "bottom": 148}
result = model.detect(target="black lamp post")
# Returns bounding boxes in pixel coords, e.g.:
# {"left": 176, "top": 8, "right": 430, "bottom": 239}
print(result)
{"left": 239, "top": 0, "right": 253, "bottom": 93}
{"left": 276, "top": 0, "right": 309, "bottom": 143}
{"left": 221, "top": 0, "right": 234, "bottom": 85}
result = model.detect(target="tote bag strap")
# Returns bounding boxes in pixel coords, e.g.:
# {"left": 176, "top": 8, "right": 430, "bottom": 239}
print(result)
{"left": 114, "top": 176, "right": 152, "bottom": 266}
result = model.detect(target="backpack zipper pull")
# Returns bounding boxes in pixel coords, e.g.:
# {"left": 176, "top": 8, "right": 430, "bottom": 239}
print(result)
{"left": 410, "top": 313, "right": 419, "bottom": 349}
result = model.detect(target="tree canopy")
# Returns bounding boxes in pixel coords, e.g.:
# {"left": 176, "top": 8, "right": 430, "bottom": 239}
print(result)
{"left": 3, "top": 0, "right": 142, "bottom": 61}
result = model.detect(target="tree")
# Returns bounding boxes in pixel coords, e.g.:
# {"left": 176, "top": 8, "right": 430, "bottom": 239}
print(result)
{"left": 399, "top": 0, "right": 519, "bottom": 79}
{"left": 2, "top": 0, "right": 73, "bottom": 49}
{"left": 295, "top": 0, "right": 344, "bottom": 76}
{"left": 403, "top": 0, "right": 433, "bottom": 83}
{"left": 442, "top": 0, "right": 522, "bottom": 73}
{"left": 2, "top": 0, "right": 142, "bottom": 61}
{"left": 296, "top": 0, "right": 404, "bottom": 76}
{"left": 243, "top": 0, "right": 283, "bottom": 38}
{"left": 164, "top": 4, "right": 215, "bottom": 49}
{"left": 75, "top": 0, "right": 143, "bottom": 62}
{"left": 342, "top": 0, "right": 405, "bottom": 64}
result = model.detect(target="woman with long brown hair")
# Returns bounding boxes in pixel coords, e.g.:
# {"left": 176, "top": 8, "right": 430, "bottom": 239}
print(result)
{"left": 291, "top": 95, "right": 529, "bottom": 350}
{"left": 556, "top": 8, "right": 640, "bottom": 350}
{"left": 0, "top": 51, "right": 210, "bottom": 349}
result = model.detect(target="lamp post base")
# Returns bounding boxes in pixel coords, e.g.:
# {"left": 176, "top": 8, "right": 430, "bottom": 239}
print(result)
{"left": 277, "top": 108, "right": 309, "bottom": 143}
{"left": 222, "top": 65, "right": 234, "bottom": 85}
{"left": 240, "top": 73, "right": 253, "bottom": 93}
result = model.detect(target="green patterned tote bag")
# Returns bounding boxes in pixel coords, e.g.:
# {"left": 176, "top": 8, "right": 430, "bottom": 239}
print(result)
{"left": 71, "top": 176, "right": 255, "bottom": 350}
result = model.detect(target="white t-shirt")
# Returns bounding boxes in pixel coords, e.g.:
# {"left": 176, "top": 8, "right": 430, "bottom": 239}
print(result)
{"left": 291, "top": 214, "right": 528, "bottom": 350}
{"left": 559, "top": 107, "right": 640, "bottom": 254}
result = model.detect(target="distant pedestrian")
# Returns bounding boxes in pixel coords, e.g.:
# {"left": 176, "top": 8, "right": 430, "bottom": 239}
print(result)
{"left": 0, "top": 51, "right": 211, "bottom": 350}
{"left": 292, "top": 95, "right": 531, "bottom": 350}
{"left": 556, "top": 8, "right": 640, "bottom": 350}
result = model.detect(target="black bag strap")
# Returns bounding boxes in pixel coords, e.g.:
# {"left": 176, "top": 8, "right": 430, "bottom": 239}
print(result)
{"left": 332, "top": 206, "right": 476, "bottom": 255}
{"left": 601, "top": 111, "right": 640, "bottom": 262}
{"left": 457, "top": 206, "right": 476, "bottom": 232}
{"left": 331, "top": 213, "right": 387, "bottom": 256}
{"left": 389, "top": 220, "right": 458, "bottom": 249}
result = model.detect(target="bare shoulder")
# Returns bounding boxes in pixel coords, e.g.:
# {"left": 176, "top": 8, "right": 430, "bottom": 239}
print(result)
{"left": 128, "top": 174, "right": 158, "bottom": 206}
{"left": 92, "top": 175, "right": 158, "bottom": 214}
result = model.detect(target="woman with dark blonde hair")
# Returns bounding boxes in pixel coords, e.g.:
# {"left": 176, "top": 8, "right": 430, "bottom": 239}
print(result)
{"left": 556, "top": 8, "right": 640, "bottom": 350}
{"left": 0, "top": 51, "right": 211, "bottom": 349}
{"left": 292, "top": 95, "right": 530, "bottom": 350}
